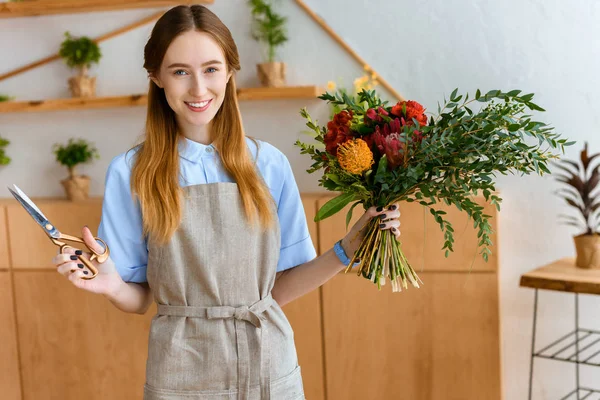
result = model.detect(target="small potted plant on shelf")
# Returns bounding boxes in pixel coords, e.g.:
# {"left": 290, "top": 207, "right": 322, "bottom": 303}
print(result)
{"left": 59, "top": 31, "right": 102, "bottom": 98}
{"left": 554, "top": 141, "right": 600, "bottom": 268}
{"left": 248, "top": 0, "right": 288, "bottom": 87}
{"left": 53, "top": 138, "right": 99, "bottom": 201}
{"left": 0, "top": 94, "right": 14, "bottom": 102}
{"left": 0, "top": 136, "right": 10, "bottom": 166}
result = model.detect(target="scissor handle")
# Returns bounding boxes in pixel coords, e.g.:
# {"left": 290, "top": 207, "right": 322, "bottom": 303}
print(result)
{"left": 55, "top": 235, "right": 111, "bottom": 280}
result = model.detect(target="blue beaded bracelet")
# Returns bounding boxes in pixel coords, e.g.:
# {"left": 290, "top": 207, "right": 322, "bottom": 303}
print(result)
{"left": 334, "top": 240, "right": 361, "bottom": 267}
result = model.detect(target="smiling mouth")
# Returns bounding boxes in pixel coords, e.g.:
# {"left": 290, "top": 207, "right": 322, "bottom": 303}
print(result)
{"left": 184, "top": 99, "right": 212, "bottom": 112}
{"left": 185, "top": 100, "right": 211, "bottom": 108}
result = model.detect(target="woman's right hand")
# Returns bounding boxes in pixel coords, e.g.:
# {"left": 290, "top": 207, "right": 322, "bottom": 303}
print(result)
{"left": 52, "top": 226, "right": 124, "bottom": 297}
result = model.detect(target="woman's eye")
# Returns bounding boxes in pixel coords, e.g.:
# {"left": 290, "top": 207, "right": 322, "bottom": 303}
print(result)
{"left": 206, "top": 67, "right": 217, "bottom": 73}
{"left": 174, "top": 70, "right": 187, "bottom": 76}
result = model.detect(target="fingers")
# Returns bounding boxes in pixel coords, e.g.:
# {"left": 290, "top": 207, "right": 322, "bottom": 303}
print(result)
{"left": 52, "top": 252, "right": 76, "bottom": 266}
{"left": 367, "top": 203, "right": 400, "bottom": 218}
{"left": 379, "top": 218, "right": 400, "bottom": 231}
{"left": 56, "top": 261, "right": 85, "bottom": 276}
{"left": 67, "top": 269, "right": 89, "bottom": 288}
{"left": 82, "top": 226, "right": 106, "bottom": 254}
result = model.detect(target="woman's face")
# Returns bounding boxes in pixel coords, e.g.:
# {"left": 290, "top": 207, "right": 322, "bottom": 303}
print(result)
{"left": 151, "top": 30, "right": 232, "bottom": 135}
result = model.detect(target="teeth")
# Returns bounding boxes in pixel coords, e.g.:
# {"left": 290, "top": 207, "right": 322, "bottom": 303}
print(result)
{"left": 187, "top": 100, "right": 209, "bottom": 108}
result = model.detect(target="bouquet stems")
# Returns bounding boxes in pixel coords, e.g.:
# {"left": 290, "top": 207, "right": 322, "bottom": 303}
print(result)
{"left": 346, "top": 218, "right": 423, "bottom": 292}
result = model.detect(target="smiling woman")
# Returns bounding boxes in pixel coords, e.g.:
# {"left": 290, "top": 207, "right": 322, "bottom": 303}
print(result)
{"left": 49, "top": 4, "right": 400, "bottom": 400}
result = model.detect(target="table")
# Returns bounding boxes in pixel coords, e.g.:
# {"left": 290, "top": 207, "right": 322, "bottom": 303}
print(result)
{"left": 520, "top": 257, "right": 600, "bottom": 400}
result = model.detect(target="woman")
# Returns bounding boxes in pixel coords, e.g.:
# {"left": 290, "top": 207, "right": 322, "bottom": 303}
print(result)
{"left": 51, "top": 5, "right": 401, "bottom": 400}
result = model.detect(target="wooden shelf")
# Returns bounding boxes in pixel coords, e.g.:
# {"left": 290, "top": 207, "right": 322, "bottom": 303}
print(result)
{"left": 0, "top": 86, "right": 324, "bottom": 113}
{"left": 0, "top": 0, "right": 213, "bottom": 19}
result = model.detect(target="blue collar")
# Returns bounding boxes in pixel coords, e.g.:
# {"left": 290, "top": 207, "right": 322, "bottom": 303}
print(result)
{"left": 178, "top": 136, "right": 217, "bottom": 162}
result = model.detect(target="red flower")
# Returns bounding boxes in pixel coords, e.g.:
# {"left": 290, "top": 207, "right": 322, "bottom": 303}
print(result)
{"left": 391, "top": 100, "right": 428, "bottom": 127}
{"left": 324, "top": 110, "right": 354, "bottom": 156}
{"left": 373, "top": 132, "right": 405, "bottom": 169}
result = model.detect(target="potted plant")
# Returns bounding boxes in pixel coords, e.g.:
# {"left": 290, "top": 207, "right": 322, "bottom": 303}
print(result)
{"left": 554, "top": 141, "right": 600, "bottom": 268}
{"left": 248, "top": 0, "right": 288, "bottom": 87}
{"left": 53, "top": 138, "right": 99, "bottom": 201}
{"left": 58, "top": 32, "right": 102, "bottom": 98}
{"left": 0, "top": 136, "right": 10, "bottom": 166}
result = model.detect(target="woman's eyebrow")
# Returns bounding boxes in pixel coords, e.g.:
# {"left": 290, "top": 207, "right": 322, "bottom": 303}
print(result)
{"left": 167, "top": 60, "right": 223, "bottom": 68}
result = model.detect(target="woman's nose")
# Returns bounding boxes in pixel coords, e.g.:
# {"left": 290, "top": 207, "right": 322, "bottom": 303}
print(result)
{"left": 189, "top": 76, "right": 208, "bottom": 97}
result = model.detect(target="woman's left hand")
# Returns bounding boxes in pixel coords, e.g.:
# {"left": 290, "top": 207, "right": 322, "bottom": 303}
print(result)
{"left": 340, "top": 203, "right": 401, "bottom": 257}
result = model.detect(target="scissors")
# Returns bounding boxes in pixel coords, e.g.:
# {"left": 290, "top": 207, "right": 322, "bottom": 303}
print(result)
{"left": 7, "top": 184, "right": 110, "bottom": 279}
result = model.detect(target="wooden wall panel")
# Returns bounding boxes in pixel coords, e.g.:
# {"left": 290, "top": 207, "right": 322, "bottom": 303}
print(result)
{"left": 0, "top": 205, "right": 10, "bottom": 269}
{"left": 7, "top": 198, "right": 103, "bottom": 269}
{"left": 14, "top": 272, "right": 154, "bottom": 400}
{"left": 321, "top": 272, "right": 501, "bottom": 400}
{"left": 281, "top": 194, "right": 325, "bottom": 400}
{"left": 0, "top": 272, "right": 22, "bottom": 400}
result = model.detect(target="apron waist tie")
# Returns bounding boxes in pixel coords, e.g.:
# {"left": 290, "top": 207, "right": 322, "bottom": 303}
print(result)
{"left": 157, "top": 294, "right": 274, "bottom": 400}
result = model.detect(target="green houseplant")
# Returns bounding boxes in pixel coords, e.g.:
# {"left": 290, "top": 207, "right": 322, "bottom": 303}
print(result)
{"left": 0, "top": 94, "right": 15, "bottom": 102}
{"left": 554, "top": 141, "right": 600, "bottom": 268}
{"left": 248, "top": 0, "right": 288, "bottom": 87}
{"left": 53, "top": 138, "right": 99, "bottom": 201}
{"left": 0, "top": 136, "right": 10, "bottom": 166}
{"left": 58, "top": 31, "right": 102, "bottom": 98}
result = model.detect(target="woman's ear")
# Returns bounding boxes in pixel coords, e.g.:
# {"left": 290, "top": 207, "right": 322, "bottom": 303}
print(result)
{"left": 226, "top": 71, "right": 233, "bottom": 84}
{"left": 149, "top": 73, "right": 163, "bottom": 89}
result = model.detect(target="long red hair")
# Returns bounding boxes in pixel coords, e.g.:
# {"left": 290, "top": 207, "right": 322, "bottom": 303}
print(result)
{"left": 131, "top": 5, "right": 275, "bottom": 245}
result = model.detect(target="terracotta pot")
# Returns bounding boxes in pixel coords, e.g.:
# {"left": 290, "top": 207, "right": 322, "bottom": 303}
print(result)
{"left": 573, "top": 234, "right": 600, "bottom": 269}
{"left": 68, "top": 65, "right": 96, "bottom": 98}
{"left": 257, "top": 62, "right": 286, "bottom": 87}
{"left": 61, "top": 175, "right": 90, "bottom": 201}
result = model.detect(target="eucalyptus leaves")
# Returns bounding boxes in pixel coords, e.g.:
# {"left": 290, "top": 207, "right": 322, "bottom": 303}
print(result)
{"left": 296, "top": 88, "right": 572, "bottom": 291}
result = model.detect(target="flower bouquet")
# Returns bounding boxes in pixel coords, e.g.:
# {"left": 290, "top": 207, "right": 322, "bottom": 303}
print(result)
{"left": 295, "top": 88, "right": 573, "bottom": 291}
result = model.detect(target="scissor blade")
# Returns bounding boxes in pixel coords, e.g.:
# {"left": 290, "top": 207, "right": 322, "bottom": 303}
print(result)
{"left": 7, "top": 185, "right": 60, "bottom": 239}
{"left": 12, "top": 184, "right": 48, "bottom": 219}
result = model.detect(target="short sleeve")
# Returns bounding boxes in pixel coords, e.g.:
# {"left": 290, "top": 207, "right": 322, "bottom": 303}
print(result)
{"left": 276, "top": 156, "right": 317, "bottom": 272}
{"left": 97, "top": 151, "right": 148, "bottom": 283}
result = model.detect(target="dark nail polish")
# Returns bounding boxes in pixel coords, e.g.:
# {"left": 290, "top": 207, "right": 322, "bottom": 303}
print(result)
{"left": 376, "top": 206, "right": 383, "bottom": 212}
{"left": 389, "top": 205, "right": 397, "bottom": 211}
{"left": 379, "top": 214, "right": 386, "bottom": 220}
{"left": 379, "top": 223, "right": 385, "bottom": 229}
{"left": 392, "top": 227, "right": 397, "bottom": 232}
{"left": 78, "top": 264, "right": 84, "bottom": 269}
{"left": 70, "top": 255, "right": 78, "bottom": 260}
{"left": 75, "top": 250, "right": 82, "bottom": 255}
{"left": 83, "top": 271, "right": 88, "bottom": 275}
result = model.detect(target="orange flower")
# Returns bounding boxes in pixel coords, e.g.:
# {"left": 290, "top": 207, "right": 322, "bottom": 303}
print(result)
{"left": 337, "top": 139, "right": 374, "bottom": 175}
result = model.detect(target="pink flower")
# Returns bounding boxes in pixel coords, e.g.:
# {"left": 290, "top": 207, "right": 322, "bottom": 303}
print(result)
{"left": 373, "top": 132, "right": 405, "bottom": 169}
{"left": 365, "top": 106, "right": 390, "bottom": 124}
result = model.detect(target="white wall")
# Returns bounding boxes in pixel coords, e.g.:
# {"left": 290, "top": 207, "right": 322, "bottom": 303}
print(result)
{"left": 1, "top": 1, "right": 599, "bottom": 398}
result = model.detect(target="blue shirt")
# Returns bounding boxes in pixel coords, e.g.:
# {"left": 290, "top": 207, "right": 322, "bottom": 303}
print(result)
{"left": 97, "top": 136, "right": 317, "bottom": 283}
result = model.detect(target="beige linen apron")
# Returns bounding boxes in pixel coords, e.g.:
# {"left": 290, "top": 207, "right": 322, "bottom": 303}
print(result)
{"left": 143, "top": 183, "right": 305, "bottom": 400}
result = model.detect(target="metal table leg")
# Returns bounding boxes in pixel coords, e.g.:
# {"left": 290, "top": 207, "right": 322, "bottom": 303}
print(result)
{"left": 575, "top": 293, "right": 580, "bottom": 400}
{"left": 529, "top": 289, "right": 538, "bottom": 400}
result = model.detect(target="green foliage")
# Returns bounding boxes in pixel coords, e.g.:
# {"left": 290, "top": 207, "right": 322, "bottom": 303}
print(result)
{"left": 248, "top": 0, "right": 288, "bottom": 63}
{"left": 53, "top": 138, "right": 99, "bottom": 171}
{"left": 0, "top": 136, "right": 10, "bottom": 166}
{"left": 553, "top": 142, "right": 600, "bottom": 235}
{"left": 0, "top": 94, "right": 14, "bottom": 102}
{"left": 296, "top": 88, "right": 574, "bottom": 264}
{"left": 59, "top": 32, "right": 102, "bottom": 69}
